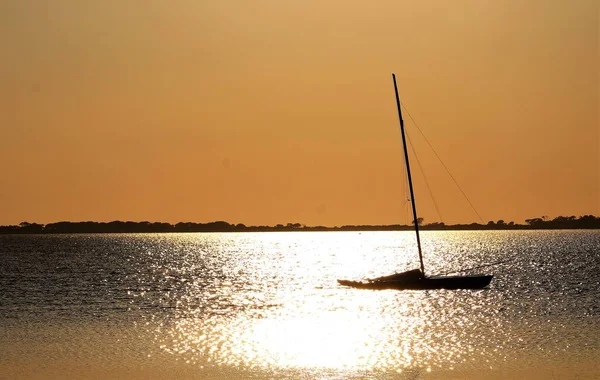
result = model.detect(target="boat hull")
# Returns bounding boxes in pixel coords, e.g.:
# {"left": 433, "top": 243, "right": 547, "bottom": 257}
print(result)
{"left": 337, "top": 274, "right": 493, "bottom": 290}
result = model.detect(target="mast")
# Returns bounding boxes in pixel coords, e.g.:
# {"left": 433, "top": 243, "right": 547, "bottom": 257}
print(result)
{"left": 392, "top": 73, "right": 425, "bottom": 275}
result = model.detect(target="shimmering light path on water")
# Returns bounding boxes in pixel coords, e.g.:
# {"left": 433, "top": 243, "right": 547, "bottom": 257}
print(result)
{"left": 1, "top": 231, "right": 599, "bottom": 379}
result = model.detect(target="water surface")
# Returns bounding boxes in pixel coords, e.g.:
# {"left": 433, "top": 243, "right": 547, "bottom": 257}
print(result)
{"left": 1, "top": 231, "right": 599, "bottom": 379}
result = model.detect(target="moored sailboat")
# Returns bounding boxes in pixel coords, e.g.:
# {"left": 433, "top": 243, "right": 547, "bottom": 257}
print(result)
{"left": 337, "top": 74, "right": 493, "bottom": 290}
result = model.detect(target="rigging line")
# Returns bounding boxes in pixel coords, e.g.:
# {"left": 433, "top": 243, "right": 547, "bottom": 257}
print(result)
{"left": 400, "top": 101, "right": 485, "bottom": 223}
{"left": 406, "top": 130, "right": 444, "bottom": 223}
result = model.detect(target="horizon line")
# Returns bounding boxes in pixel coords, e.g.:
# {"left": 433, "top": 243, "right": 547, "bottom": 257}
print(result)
{"left": 3, "top": 214, "right": 599, "bottom": 230}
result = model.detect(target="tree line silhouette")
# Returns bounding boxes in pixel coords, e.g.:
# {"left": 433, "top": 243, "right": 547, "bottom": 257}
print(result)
{"left": 1, "top": 215, "right": 599, "bottom": 234}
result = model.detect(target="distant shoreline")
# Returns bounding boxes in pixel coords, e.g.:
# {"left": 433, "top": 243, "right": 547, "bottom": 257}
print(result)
{"left": 2, "top": 215, "right": 599, "bottom": 234}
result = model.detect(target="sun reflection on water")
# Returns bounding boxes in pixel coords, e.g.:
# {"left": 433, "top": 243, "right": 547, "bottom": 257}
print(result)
{"left": 138, "top": 232, "right": 507, "bottom": 372}
{"left": 2, "top": 231, "right": 599, "bottom": 378}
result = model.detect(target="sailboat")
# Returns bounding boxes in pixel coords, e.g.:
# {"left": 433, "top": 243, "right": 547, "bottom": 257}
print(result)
{"left": 337, "top": 74, "right": 493, "bottom": 290}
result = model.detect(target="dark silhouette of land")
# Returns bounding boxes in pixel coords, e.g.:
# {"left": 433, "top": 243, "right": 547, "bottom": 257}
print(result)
{"left": 1, "top": 215, "right": 599, "bottom": 234}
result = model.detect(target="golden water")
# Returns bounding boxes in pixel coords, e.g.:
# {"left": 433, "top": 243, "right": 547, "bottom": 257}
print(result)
{"left": 1, "top": 231, "right": 599, "bottom": 379}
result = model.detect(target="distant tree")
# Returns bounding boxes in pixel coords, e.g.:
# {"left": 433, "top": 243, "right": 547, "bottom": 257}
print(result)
{"left": 424, "top": 222, "right": 445, "bottom": 230}
{"left": 18, "top": 222, "right": 44, "bottom": 233}
{"left": 525, "top": 218, "right": 544, "bottom": 227}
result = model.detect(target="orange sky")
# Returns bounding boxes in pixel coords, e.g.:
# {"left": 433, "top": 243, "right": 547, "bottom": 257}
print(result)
{"left": 1, "top": 0, "right": 598, "bottom": 226}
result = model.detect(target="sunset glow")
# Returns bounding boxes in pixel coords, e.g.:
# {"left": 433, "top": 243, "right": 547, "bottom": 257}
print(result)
{"left": 1, "top": 0, "right": 597, "bottom": 226}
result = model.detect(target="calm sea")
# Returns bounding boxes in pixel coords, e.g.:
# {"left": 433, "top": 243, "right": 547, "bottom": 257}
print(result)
{"left": 0, "top": 231, "right": 599, "bottom": 379}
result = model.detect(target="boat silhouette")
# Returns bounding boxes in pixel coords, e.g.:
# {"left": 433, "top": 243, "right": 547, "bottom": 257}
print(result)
{"left": 337, "top": 74, "right": 493, "bottom": 290}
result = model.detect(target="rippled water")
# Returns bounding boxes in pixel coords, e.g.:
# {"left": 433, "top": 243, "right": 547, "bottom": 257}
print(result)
{"left": 1, "top": 231, "right": 599, "bottom": 379}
